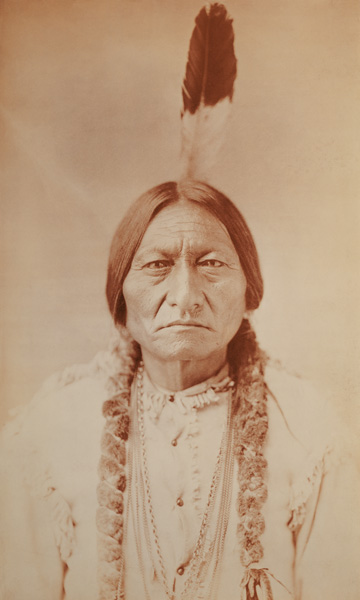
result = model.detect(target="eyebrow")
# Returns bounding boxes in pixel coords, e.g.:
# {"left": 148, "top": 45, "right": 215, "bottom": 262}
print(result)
{"left": 132, "top": 247, "right": 176, "bottom": 262}
{"left": 133, "top": 245, "right": 237, "bottom": 264}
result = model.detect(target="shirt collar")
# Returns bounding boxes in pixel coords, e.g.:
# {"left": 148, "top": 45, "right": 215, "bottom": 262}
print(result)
{"left": 141, "top": 363, "right": 234, "bottom": 417}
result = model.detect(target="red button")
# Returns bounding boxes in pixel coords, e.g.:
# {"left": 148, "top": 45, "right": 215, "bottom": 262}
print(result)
{"left": 176, "top": 498, "right": 184, "bottom": 507}
{"left": 171, "top": 439, "right": 177, "bottom": 446}
{"left": 177, "top": 566, "right": 184, "bottom": 576}
{"left": 168, "top": 394, "right": 175, "bottom": 402}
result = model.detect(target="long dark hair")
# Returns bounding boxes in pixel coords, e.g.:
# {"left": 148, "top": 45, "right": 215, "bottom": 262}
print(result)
{"left": 106, "top": 180, "right": 263, "bottom": 328}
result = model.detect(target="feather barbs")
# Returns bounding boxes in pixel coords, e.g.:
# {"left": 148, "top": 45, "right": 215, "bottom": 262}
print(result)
{"left": 182, "top": 4, "right": 237, "bottom": 113}
{"left": 180, "top": 3, "right": 237, "bottom": 180}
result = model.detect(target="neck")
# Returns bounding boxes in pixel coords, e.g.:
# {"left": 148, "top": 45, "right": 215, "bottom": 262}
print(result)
{"left": 140, "top": 348, "right": 228, "bottom": 391}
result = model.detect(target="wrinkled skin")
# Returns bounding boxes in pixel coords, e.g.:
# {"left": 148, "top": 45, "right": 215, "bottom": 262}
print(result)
{"left": 123, "top": 201, "right": 247, "bottom": 389}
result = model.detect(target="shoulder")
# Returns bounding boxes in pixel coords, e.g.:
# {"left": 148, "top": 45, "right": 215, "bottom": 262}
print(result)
{"left": 2, "top": 366, "right": 108, "bottom": 451}
{"left": 0, "top": 352, "right": 112, "bottom": 497}
{"left": 0, "top": 351, "right": 113, "bottom": 490}
{"left": 264, "top": 362, "right": 334, "bottom": 456}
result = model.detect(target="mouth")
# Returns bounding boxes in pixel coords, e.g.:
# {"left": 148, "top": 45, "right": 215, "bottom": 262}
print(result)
{"left": 158, "top": 321, "right": 210, "bottom": 330}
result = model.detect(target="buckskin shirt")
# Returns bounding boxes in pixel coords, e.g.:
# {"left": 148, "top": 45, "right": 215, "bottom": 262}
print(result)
{"left": 0, "top": 349, "right": 358, "bottom": 600}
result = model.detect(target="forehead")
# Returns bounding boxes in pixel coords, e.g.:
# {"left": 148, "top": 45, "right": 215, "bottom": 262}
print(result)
{"left": 137, "top": 201, "right": 236, "bottom": 254}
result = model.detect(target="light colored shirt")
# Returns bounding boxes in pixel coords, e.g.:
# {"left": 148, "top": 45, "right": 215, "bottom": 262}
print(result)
{"left": 125, "top": 366, "right": 233, "bottom": 599}
{"left": 0, "top": 352, "right": 358, "bottom": 600}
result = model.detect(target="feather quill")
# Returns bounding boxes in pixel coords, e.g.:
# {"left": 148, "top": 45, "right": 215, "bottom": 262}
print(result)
{"left": 180, "top": 3, "right": 237, "bottom": 180}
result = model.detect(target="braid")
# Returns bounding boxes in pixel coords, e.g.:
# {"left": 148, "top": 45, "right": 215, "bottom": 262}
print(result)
{"left": 230, "top": 320, "right": 273, "bottom": 596}
{"left": 96, "top": 327, "right": 140, "bottom": 600}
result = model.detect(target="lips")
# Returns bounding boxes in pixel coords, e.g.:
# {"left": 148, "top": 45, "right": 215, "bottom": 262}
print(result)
{"left": 158, "top": 320, "right": 210, "bottom": 330}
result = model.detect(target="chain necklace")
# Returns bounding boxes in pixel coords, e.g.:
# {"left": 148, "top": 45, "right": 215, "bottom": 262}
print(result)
{"left": 131, "top": 363, "right": 235, "bottom": 600}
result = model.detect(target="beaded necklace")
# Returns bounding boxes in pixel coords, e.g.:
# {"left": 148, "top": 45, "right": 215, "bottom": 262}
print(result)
{"left": 130, "top": 362, "right": 235, "bottom": 600}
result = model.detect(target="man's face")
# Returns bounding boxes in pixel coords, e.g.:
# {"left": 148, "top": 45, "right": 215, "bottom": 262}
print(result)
{"left": 123, "top": 201, "right": 247, "bottom": 363}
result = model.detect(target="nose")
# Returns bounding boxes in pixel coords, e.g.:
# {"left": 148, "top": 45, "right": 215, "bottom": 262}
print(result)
{"left": 166, "top": 262, "right": 204, "bottom": 312}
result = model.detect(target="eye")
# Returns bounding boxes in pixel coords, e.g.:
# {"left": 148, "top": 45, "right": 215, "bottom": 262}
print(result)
{"left": 144, "top": 260, "right": 171, "bottom": 270}
{"left": 198, "top": 259, "right": 225, "bottom": 268}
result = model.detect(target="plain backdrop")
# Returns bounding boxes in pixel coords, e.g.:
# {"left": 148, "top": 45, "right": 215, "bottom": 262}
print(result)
{"left": 1, "top": 0, "right": 359, "bottom": 446}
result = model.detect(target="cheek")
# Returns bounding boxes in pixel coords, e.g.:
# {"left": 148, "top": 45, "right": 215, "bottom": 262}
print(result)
{"left": 216, "top": 275, "right": 246, "bottom": 307}
{"left": 122, "top": 277, "right": 141, "bottom": 326}
{"left": 122, "top": 275, "right": 157, "bottom": 336}
{"left": 215, "top": 277, "right": 247, "bottom": 328}
{"left": 123, "top": 274, "right": 145, "bottom": 310}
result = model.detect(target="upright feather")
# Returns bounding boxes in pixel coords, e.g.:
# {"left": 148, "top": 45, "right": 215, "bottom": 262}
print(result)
{"left": 181, "top": 3, "right": 237, "bottom": 180}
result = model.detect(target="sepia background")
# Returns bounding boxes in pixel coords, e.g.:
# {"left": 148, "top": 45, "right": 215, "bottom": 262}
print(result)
{"left": 1, "top": 0, "right": 359, "bottom": 445}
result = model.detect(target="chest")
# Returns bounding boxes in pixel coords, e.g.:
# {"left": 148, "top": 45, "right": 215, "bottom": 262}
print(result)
{"left": 58, "top": 397, "right": 297, "bottom": 600}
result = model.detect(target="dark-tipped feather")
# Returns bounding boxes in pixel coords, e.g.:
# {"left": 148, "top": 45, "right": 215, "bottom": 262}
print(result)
{"left": 180, "top": 3, "right": 237, "bottom": 179}
{"left": 182, "top": 3, "right": 237, "bottom": 114}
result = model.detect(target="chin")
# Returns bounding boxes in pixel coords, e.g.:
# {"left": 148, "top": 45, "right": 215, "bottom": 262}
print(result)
{"left": 151, "top": 335, "right": 218, "bottom": 362}
{"left": 164, "top": 348, "right": 211, "bottom": 361}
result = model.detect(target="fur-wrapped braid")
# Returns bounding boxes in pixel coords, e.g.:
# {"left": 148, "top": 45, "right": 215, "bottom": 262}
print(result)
{"left": 231, "top": 320, "right": 273, "bottom": 598}
{"left": 96, "top": 327, "right": 140, "bottom": 600}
